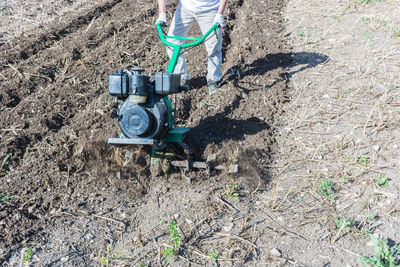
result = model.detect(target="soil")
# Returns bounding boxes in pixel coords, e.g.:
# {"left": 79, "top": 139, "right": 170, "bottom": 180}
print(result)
{"left": 1, "top": 0, "right": 290, "bottom": 265}
{"left": 1, "top": 0, "right": 399, "bottom": 266}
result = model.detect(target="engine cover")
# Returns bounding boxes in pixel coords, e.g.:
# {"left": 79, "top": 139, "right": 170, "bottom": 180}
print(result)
{"left": 118, "top": 94, "right": 169, "bottom": 140}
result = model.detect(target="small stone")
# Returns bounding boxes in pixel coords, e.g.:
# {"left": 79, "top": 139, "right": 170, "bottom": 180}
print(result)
{"left": 323, "top": 94, "right": 331, "bottom": 99}
{"left": 86, "top": 233, "right": 95, "bottom": 240}
{"left": 222, "top": 223, "right": 233, "bottom": 232}
{"left": 270, "top": 248, "right": 282, "bottom": 257}
{"left": 173, "top": 213, "right": 180, "bottom": 219}
{"left": 393, "top": 144, "right": 399, "bottom": 149}
{"left": 28, "top": 206, "right": 35, "bottom": 213}
{"left": 372, "top": 145, "right": 380, "bottom": 151}
{"left": 284, "top": 127, "right": 292, "bottom": 133}
{"left": 61, "top": 256, "right": 69, "bottom": 262}
{"left": 185, "top": 219, "right": 193, "bottom": 224}
{"left": 316, "top": 154, "right": 323, "bottom": 160}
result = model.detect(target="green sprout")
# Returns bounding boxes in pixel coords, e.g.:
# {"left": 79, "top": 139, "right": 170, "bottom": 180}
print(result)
{"left": 374, "top": 174, "right": 389, "bottom": 187}
{"left": 169, "top": 221, "right": 181, "bottom": 247}
{"left": 24, "top": 248, "right": 33, "bottom": 263}
{"left": 368, "top": 213, "right": 377, "bottom": 221}
{"left": 358, "top": 156, "right": 370, "bottom": 165}
{"left": 225, "top": 184, "right": 240, "bottom": 202}
{"left": 318, "top": 179, "right": 335, "bottom": 198}
{"left": 394, "top": 28, "right": 400, "bottom": 37}
{"left": 210, "top": 251, "right": 218, "bottom": 261}
{"left": 334, "top": 216, "right": 354, "bottom": 231}
{"left": 361, "top": 235, "right": 399, "bottom": 267}
{"left": 162, "top": 221, "right": 181, "bottom": 260}
{"left": 332, "top": 216, "right": 354, "bottom": 244}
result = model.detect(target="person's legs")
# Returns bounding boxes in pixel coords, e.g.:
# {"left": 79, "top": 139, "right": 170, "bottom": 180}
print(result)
{"left": 195, "top": 9, "right": 222, "bottom": 82}
{"left": 167, "top": 4, "right": 195, "bottom": 81}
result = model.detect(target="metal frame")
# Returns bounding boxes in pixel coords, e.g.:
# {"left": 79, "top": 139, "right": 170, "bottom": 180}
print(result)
{"left": 156, "top": 22, "right": 220, "bottom": 73}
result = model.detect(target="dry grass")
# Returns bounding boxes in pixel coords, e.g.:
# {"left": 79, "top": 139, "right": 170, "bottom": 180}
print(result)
{"left": 268, "top": 0, "right": 400, "bottom": 265}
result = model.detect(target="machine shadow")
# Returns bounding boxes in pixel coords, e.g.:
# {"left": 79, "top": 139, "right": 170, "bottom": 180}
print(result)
{"left": 183, "top": 52, "right": 329, "bottom": 157}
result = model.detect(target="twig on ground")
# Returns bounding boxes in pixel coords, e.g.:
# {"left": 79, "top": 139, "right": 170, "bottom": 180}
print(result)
{"left": 215, "top": 232, "right": 259, "bottom": 249}
{"left": 7, "top": 64, "right": 23, "bottom": 78}
{"left": 216, "top": 196, "right": 240, "bottom": 213}
{"left": 262, "top": 211, "right": 310, "bottom": 243}
{"left": 85, "top": 17, "right": 96, "bottom": 33}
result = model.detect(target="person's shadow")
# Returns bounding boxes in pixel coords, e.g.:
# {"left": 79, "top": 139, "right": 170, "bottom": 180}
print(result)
{"left": 182, "top": 52, "right": 329, "bottom": 158}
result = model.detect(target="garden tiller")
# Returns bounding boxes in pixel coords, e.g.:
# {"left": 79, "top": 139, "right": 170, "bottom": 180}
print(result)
{"left": 107, "top": 22, "right": 220, "bottom": 149}
{"left": 107, "top": 22, "right": 237, "bottom": 174}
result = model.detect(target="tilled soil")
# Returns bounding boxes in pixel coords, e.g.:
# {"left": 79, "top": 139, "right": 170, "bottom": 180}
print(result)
{"left": 1, "top": 0, "right": 289, "bottom": 265}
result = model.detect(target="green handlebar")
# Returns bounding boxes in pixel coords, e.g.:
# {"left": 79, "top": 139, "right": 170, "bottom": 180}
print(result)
{"left": 156, "top": 23, "right": 220, "bottom": 73}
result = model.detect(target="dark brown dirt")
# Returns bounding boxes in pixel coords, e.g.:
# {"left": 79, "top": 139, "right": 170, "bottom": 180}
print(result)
{"left": 0, "top": 0, "right": 290, "bottom": 265}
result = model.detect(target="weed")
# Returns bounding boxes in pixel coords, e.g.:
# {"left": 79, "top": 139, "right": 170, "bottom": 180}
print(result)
{"left": 374, "top": 174, "right": 389, "bottom": 187}
{"left": 163, "top": 247, "right": 175, "bottom": 260}
{"left": 225, "top": 184, "right": 240, "bottom": 202}
{"left": 361, "top": 235, "right": 399, "bottom": 267}
{"left": 368, "top": 213, "right": 377, "bottom": 221}
{"left": 139, "top": 261, "right": 147, "bottom": 267}
{"left": 375, "top": 19, "right": 387, "bottom": 26}
{"left": 162, "top": 221, "right": 181, "bottom": 260}
{"left": 358, "top": 156, "right": 370, "bottom": 165}
{"left": 318, "top": 179, "right": 335, "bottom": 198}
{"left": 297, "top": 31, "right": 311, "bottom": 38}
{"left": 210, "top": 251, "right": 218, "bottom": 261}
{"left": 393, "top": 28, "right": 400, "bottom": 38}
{"left": 332, "top": 216, "right": 354, "bottom": 243}
{"left": 100, "top": 256, "right": 107, "bottom": 265}
{"left": 24, "top": 248, "right": 33, "bottom": 263}
{"left": 199, "top": 100, "right": 205, "bottom": 107}
{"left": 169, "top": 221, "right": 181, "bottom": 248}
{"left": 231, "top": 147, "right": 239, "bottom": 163}
{"left": 361, "top": 17, "right": 371, "bottom": 22}
{"left": 0, "top": 193, "right": 9, "bottom": 202}
{"left": 363, "top": 32, "right": 371, "bottom": 39}
{"left": 334, "top": 216, "right": 354, "bottom": 231}
{"left": 336, "top": 141, "right": 349, "bottom": 152}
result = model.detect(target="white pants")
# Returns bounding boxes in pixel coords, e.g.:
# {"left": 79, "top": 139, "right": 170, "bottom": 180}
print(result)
{"left": 167, "top": 4, "right": 222, "bottom": 82}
